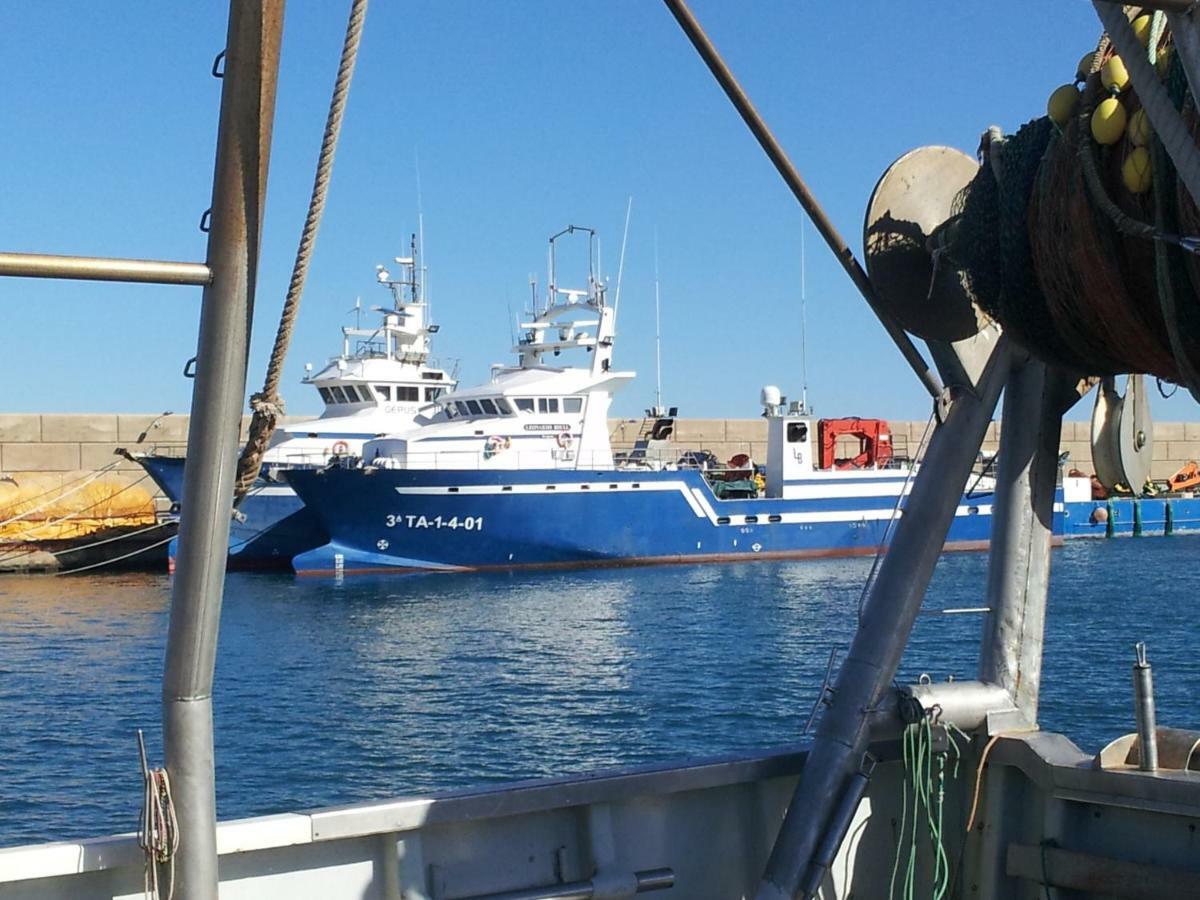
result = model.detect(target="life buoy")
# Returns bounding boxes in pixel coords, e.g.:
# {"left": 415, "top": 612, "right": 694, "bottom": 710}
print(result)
{"left": 331, "top": 440, "right": 350, "bottom": 456}
{"left": 484, "top": 435, "right": 511, "bottom": 460}
{"left": 556, "top": 431, "right": 573, "bottom": 449}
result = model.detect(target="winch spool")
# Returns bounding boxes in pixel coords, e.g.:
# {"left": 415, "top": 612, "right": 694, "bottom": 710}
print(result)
{"left": 873, "top": 23, "right": 1200, "bottom": 401}
{"left": 863, "top": 146, "right": 990, "bottom": 343}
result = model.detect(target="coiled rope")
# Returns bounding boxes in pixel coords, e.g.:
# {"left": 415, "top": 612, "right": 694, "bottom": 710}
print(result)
{"left": 234, "top": 0, "right": 369, "bottom": 501}
{"left": 137, "top": 730, "right": 179, "bottom": 900}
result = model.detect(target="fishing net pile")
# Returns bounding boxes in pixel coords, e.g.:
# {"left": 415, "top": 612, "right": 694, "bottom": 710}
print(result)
{"left": 943, "top": 10, "right": 1200, "bottom": 399}
{"left": 0, "top": 474, "right": 157, "bottom": 541}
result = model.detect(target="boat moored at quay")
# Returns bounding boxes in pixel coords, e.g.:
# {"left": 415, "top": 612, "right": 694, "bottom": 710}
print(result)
{"left": 14, "top": 4, "right": 1200, "bottom": 900}
{"left": 287, "top": 227, "right": 1019, "bottom": 576}
{"left": 130, "top": 249, "right": 455, "bottom": 569}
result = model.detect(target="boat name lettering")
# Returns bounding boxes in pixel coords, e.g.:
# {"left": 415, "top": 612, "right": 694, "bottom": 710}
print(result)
{"left": 523, "top": 424, "right": 569, "bottom": 432}
{"left": 385, "top": 514, "right": 484, "bottom": 531}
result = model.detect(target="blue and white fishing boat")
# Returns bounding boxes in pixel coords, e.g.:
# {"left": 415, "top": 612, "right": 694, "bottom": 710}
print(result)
{"left": 287, "top": 227, "right": 1021, "bottom": 575}
{"left": 133, "top": 246, "right": 456, "bottom": 569}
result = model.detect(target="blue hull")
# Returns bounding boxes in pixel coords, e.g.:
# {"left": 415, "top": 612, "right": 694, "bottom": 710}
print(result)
{"left": 137, "top": 454, "right": 186, "bottom": 505}
{"left": 135, "top": 454, "right": 326, "bottom": 571}
{"left": 287, "top": 467, "right": 1010, "bottom": 575}
{"left": 1064, "top": 495, "right": 1200, "bottom": 538}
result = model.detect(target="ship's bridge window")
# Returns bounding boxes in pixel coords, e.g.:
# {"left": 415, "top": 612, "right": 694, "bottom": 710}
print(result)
{"left": 374, "top": 385, "right": 392, "bottom": 401}
{"left": 494, "top": 397, "right": 513, "bottom": 415}
{"left": 341, "top": 385, "right": 361, "bottom": 402}
{"left": 466, "top": 400, "right": 484, "bottom": 416}
{"left": 538, "top": 398, "right": 560, "bottom": 414}
{"left": 444, "top": 403, "right": 459, "bottom": 419}
{"left": 564, "top": 397, "right": 583, "bottom": 413}
{"left": 397, "top": 386, "right": 419, "bottom": 402}
{"left": 425, "top": 387, "right": 442, "bottom": 402}
{"left": 479, "top": 398, "right": 499, "bottom": 415}
{"left": 455, "top": 401, "right": 471, "bottom": 417}
{"left": 788, "top": 422, "right": 808, "bottom": 443}
{"left": 515, "top": 398, "right": 535, "bottom": 413}
{"left": 330, "top": 386, "right": 349, "bottom": 404}
{"left": 318, "top": 387, "right": 335, "bottom": 404}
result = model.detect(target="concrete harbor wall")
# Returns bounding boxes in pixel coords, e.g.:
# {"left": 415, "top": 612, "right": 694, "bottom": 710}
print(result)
{"left": 1, "top": 414, "right": 1199, "bottom": 509}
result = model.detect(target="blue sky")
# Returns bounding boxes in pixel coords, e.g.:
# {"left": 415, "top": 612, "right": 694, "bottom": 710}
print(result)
{"left": 3, "top": 1, "right": 1194, "bottom": 422}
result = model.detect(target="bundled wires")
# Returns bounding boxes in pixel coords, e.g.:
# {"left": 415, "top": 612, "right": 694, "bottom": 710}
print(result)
{"left": 889, "top": 714, "right": 968, "bottom": 900}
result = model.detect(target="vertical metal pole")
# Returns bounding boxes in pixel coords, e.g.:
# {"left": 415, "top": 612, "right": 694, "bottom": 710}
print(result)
{"left": 162, "top": 3, "right": 284, "bottom": 897}
{"left": 977, "top": 359, "right": 1067, "bottom": 723}
{"left": 756, "top": 340, "right": 1012, "bottom": 900}
{"left": 1133, "top": 642, "right": 1159, "bottom": 771}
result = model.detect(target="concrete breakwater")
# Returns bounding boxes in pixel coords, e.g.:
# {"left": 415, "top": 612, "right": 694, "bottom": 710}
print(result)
{"left": 3, "top": 412, "right": 1200, "bottom": 511}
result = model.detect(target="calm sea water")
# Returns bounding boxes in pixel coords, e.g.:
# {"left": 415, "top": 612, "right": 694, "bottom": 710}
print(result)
{"left": 1, "top": 537, "right": 1197, "bottom": 848}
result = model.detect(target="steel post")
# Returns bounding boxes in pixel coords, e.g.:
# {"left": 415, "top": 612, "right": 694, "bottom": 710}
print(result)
{"left": 161, "top": 3, "right": 283, "bottom": 898}
{"left": 755, "top": 339, "right": 1011, "bottom": 900}
{"left": 977, "top": 359, "right": 1066, "bottom": 724}
{"left": 1133, "top": 642, "right": 1159, "bottom": 771}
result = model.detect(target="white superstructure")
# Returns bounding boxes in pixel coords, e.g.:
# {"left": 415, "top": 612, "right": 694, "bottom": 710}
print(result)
{"left": 261, "top": 240, "right": 456, "bottom": 473}
{"left": 364, "top": 226, "right": 633, "bottom": 471}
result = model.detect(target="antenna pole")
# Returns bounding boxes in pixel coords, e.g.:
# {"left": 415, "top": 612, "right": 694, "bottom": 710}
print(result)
{"left": 548, "top": 238, "right": 555, "bottom": 312}
{"left": 614, "top": 196, "right": 633, "bottom": 315}
{"left": 661, "top": 0, "right": 943, "bottom": 403}
{"left": 415, "top": 149, "right": 428, "bottom": 310}
{"left": 800, "top": 219, "right": 809, "bottom": 414}
{"left": 654, "top": 228, "right": 663, "bottom": 413}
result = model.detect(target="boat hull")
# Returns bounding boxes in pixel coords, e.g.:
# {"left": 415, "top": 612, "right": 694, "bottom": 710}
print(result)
{"left": 1063, "top": 495, "right": 1200, "bottom": 537}
{"left": 288, "top": 467, "right": 1004, "bottom": 575}
{"left": 135, "top": 454, "right": 327, "bottom": 570}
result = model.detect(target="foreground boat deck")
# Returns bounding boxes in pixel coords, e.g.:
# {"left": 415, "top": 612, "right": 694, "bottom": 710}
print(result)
{"left": 4, "top": 731, "right": 1198, "bottom": 899}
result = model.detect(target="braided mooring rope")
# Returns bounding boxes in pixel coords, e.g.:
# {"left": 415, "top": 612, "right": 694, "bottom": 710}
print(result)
{"left": 234, "top": 0, "right": 369, "bottom": 501}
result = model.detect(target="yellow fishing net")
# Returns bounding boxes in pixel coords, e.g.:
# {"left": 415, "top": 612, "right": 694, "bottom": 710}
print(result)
{"left": 0, "top": 474, "right": 157, "bottom": 541}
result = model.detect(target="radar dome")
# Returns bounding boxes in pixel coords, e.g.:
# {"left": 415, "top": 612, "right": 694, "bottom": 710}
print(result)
{"left": 761, "top": 385, "right": 782, "bottom": 408}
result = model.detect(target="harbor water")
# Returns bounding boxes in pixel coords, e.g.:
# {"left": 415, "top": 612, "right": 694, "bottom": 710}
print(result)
{"left": 1, "top": 537, "right": 1197, "bottom": 848}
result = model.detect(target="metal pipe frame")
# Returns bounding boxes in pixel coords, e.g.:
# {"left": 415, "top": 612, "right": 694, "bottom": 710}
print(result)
{"left": 755, "top": 338, "right": 1013, "bottom": 900}
{"left": 161, "top": 2, "right": 284, "bottom": 897}
{"left": 977, "top": 358, "right": 1067, "bottom": 725}
{"left": 660, "top": 0, "right": 945, "bottom": 404}
{"left": 0, "top": 251, "right": 211, "bottom": 286}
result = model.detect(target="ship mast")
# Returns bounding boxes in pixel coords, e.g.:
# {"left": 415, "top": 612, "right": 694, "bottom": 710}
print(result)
{"left": 654, "top": 229, "right": 664, "bottom": 416}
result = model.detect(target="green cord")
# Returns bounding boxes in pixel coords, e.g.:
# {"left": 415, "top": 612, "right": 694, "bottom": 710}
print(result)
{"left": 889, "top": 727, "right": 911, "bottom": 900}
{"left": 889, "top": 719, "right": 969, "bottom": 900}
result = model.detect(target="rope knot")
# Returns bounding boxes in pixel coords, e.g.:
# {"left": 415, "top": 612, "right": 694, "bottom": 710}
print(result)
{"left": 249, "top": 392, "right": 285, "bottom": 419}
